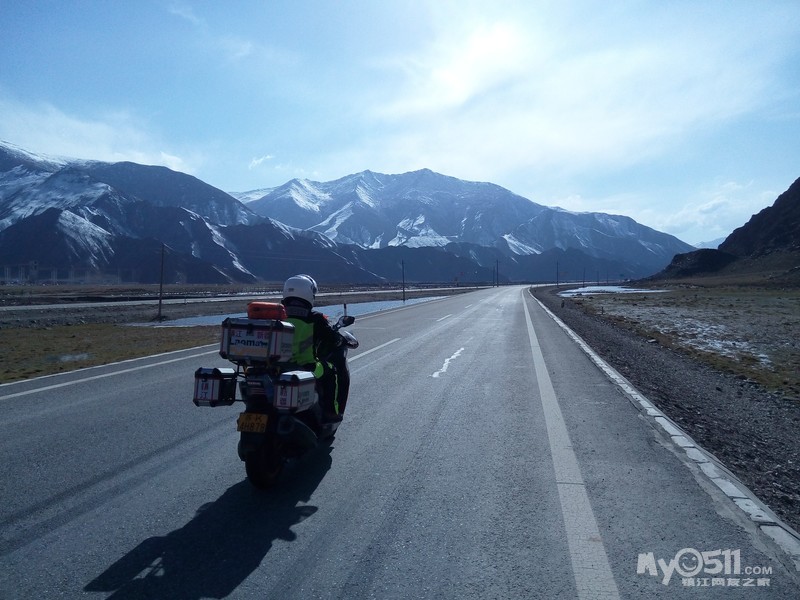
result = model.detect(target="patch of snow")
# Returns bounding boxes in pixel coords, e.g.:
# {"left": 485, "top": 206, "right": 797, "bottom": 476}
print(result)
{"left": 355, "top": 183, "right": 377, "bottom": 208}
{"left": 502, "top": 233, "right": 542, "bottom": 255}
{"left": 315, "top": 203, "right": 355, "bottom": 240}
{"left": 403, "top": 235, "right": 450, "bottom": 248}
{"left": 558, "top": 286, "right": 668, "bottom": 297}
{"left": 57, "top": 211, "right": 114, "bottom": 267}
{"left": 666, "top": 319, "right": 772, "bottom": 367}
{"left": 389, "top": 215, "right": 451, "bottom": 248}
{"left": 0, "top": 140, "right": 70, "bottom": 169}
{"left": 257, "top": 217, "right": 295, "bottom": 237}
{"left": 206, "top": 223, "right": 253, "bottom": 275}
{"left": 286, "top": 179, "right": 332, "bottom": 212}
{"left": 229, "top": 188, "right": 275, "bottom": 203}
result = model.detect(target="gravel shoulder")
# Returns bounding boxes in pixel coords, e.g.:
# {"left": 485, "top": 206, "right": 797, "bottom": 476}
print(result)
{"left": 531, "top": 285, "right": 800, "bottom": 535}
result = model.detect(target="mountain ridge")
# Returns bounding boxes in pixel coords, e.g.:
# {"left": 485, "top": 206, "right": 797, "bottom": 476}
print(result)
{"left": 0, "top": 140, "right": 695, "bottom": 284}
{"left": 242, "top": 167, "right": 692, "bottom": 276}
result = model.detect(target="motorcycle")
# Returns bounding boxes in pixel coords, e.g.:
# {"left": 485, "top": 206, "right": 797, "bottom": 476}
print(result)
{"left": 193, "top": 302, "right": 358, "bottom": 489}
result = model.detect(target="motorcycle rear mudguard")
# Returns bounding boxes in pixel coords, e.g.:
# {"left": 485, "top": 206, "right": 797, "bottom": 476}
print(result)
{"left": 237, "top": 414, "right": 318, "bottom": 462}
{"left": 275, "top": 414, "right": 318, "bottom": 456}
{"left": 320, "top": 420, "right": 341, "bottom": 439}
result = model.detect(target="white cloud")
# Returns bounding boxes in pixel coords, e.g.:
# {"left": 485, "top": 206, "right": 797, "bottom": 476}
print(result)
{"left": 0, "top": 94, "right": 196, "bottom": 174}
{"left": 653, "top": 181, "right": 778, "bottom": 241}
{"left": 374, "top": 20, "right": 533, "bottom": 117}
{"left": 168, "top": 3, "right": 205, "bottom": 28}
{"left": 535, "top": 178, "right": 782, "bottom": 246}
{"left": 579, "top": 180, "right": 781, "bottom": 245}
{"left": 358, "top": 3, "right": 783, "bottom": 184}
{"left": 248, "top": 154, "right": 275, "bottom": 169}
{"left": 159, "top": 151, "right": 190, "bottom": 173}
{"left": 166, "top": 4, "right": 288, "bottom": 66}
{"left": 220, "top": 36, "right": 255, "bottom": 61}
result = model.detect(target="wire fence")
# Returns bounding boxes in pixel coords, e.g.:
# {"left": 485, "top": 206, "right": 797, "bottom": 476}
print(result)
{"left": 1, "top": 265, "right": 144, "bottom": 285}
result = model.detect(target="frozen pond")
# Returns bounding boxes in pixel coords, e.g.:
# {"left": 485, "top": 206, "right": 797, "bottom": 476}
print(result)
{"left": 134, "top": 296, "right": 444, "bottom": 327}
{"left": 558, "top": 285, "right": 667, "bottom": 297}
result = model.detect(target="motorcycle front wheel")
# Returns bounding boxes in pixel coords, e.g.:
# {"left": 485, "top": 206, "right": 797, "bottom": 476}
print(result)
{"left": 244, "top": 439, "right": 284, "bottom": 489}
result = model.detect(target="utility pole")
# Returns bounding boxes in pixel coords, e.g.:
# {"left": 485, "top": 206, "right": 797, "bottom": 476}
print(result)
{"left": 157, "top": 243, "right": 165, "bottom": 320}
{"left": 556, "top": 260, "right": 559, "bottom": 288}
{"left": 401, "top": 259, "right": 406, "bottom": 302}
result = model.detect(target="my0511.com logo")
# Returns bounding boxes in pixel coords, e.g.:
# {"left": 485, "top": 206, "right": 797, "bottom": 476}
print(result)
{"left": 637, "top": 548, "right": 773, "bottom": 587}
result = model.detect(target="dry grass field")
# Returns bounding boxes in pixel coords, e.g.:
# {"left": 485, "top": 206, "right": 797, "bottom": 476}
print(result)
{"left": 0, "top": 284, "right": 469, "bottom": 383}
{"left": 0, "top": 323, "right": 220, "bottom": 383}
{"left": 566, "top": 284, "right": 800, "bottom": 400}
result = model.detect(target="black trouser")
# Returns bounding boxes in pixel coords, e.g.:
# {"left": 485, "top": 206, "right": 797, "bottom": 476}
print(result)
{"left": 315, "top": 361, "right": 337, "bottom": 415}
{"left": 330, "top": 352, "right": 350, "bottom": 414}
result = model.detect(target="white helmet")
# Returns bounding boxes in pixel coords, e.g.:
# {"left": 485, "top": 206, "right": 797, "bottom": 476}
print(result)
{"left": 282, "top": 274, "right": 318, "bottom": 306}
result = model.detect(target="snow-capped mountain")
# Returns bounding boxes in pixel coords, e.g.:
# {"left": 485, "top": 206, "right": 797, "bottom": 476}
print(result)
{"left": 80, "top": 161, "right": 261, "bottom": 227}
{"left": 243, "top": 169, "right": 692, "bottom": 275}
{"left": 0, "top": 142, "right": 259, "bottom": 232}
{"left": 0, "top": 142, "right": 261, "bottom": 282}
{"left": 246, "top": 169, "right": 548, "bottom": 249}
{"left": 0, "top": 140, "right": 694, "bottom": 284}
{"left": 693, "top": 238, "right": 725, "bottom": 249}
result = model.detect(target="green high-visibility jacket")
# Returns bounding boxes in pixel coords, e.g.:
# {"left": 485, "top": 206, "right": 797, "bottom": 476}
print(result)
{"left": 284, "top": 302, "right": 338, "bottom": 378}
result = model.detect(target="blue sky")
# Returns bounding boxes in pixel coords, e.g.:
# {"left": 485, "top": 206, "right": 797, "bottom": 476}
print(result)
{"left": 2, "top": 1, "right": 799, "bottom": 245}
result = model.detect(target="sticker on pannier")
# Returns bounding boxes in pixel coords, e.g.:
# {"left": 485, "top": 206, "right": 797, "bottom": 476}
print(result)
{"left": 219, "top": 318, "right": 295, "bottom": 363}
{"left": 193, "top": 367, "right": 236, "bottom": 406}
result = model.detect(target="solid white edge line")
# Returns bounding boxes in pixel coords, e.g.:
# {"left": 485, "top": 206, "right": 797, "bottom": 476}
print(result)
{"left": 0, "top": 350, "right": 217, "bottom": 400}
{"left": 529, "top": 289, "right": 800, "bottom": 574}
{"left": 522, "top": 291, "right": 621, "bottom": 599}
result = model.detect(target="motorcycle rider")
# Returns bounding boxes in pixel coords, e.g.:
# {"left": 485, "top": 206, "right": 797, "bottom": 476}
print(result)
{"left": 281, "top": 275, "right": 343, "bottom": 422}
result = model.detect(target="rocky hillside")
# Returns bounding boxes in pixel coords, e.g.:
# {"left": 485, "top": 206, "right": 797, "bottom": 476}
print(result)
{"left": 651, "top": 177, "right": 800, "bottom": 283}
{"left": 720, "top": 178, "right": 800, "bottom": 257}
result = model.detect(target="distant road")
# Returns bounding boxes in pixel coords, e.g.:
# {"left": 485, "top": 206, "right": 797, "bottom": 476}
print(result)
{"left": 1, "top": 286, "right": 796, "bottom": 598}
{"left": 0, "top": 286, "right": 486, "bottom": 313}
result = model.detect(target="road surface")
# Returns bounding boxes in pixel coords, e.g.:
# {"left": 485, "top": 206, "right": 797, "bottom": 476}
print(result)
{"left": 0, "top": 286, "right": 797, "bottom": 598}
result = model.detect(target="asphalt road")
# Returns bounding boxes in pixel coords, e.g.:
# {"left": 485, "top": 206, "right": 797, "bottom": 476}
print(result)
{"left": 0, "top": 286, "right": 797, "bottom": 598}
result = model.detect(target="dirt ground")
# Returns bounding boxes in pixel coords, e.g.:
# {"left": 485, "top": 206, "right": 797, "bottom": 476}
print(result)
{"left": 532, "top": 283, "right": 800, "bottom": 535}
{"left": 561, "top": 285, "right": 800, "bottom": 397}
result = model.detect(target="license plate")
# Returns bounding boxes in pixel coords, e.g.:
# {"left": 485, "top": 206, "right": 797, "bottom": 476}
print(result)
{"left": 237, "top": 412, "right": 268, "bottom": 433}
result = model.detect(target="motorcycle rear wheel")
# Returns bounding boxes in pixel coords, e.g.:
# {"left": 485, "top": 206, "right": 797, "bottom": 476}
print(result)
{"left": 245, "top": 441, "right": 284, "bottom": 489}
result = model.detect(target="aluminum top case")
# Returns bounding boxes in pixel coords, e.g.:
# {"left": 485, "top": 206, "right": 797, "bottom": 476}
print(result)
{"left": 219, "top": 317, "right": 295, "bottom": 363}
